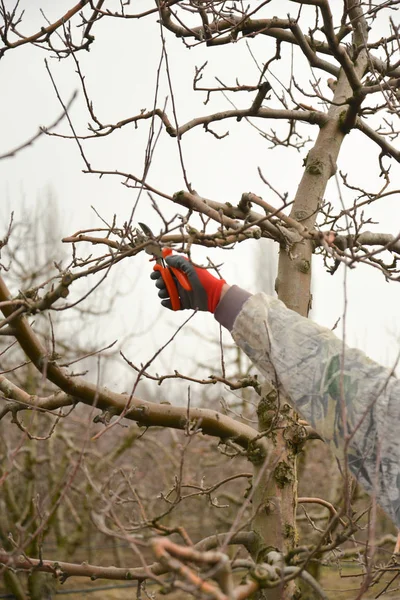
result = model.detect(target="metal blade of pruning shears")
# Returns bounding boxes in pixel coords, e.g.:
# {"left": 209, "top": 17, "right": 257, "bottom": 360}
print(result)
{"left": 138, "top": 223, "right": 192, "bottom": 293}
{"left": 138, "top": 222, "right": 164, "bottom": 264}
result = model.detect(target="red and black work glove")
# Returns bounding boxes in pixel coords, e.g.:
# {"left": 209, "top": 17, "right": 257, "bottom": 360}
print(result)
{"left": 150, "top": 255, "right": 226, "bottom": 313}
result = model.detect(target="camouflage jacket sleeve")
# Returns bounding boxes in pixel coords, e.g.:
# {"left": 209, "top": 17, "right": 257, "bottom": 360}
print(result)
{"left": 215, "top": 287, "right": 400, "bottom": 527}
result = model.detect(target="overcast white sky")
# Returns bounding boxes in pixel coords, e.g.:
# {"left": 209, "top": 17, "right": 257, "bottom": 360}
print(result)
{"left": 1, "top": 1, "right": 400, "bottom": 394}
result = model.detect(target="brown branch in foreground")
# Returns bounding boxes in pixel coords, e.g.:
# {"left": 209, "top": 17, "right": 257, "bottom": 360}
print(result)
{"left": 0, "top": 373, "right": 75, "bottom": 419}
{"left": 0, "top": 275, "right": 267, "bottom": 456}
{"left": 195, "top": 532, "right": 257, "bottom": 553}
{"left": 0, "top": 551, "right": 161, "bottom": 582}
{"left": 151, "top": 538, "right": 232, "bottom": 600}
{"left": 0, "top": 532, "right": 257, "bottom": 584}
{"left": 298, "top": 497, "right": 347, "bottom": 527}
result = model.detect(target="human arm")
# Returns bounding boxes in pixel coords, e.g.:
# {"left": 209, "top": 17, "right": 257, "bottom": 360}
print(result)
{"left": 153, "top": 257, "right": 400, "bottom": 527}
{"left": 217, "top": 287, "right": 400, "bottom": 527}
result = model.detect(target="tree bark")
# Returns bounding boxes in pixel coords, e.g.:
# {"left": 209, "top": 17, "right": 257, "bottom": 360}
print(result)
{"left": 252, "top": 4, "right": 369, "bottom": 597}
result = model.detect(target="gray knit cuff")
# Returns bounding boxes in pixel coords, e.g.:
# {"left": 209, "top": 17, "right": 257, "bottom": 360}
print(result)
{"left": 214, "top": 286, "right": 252, "bottom": 332}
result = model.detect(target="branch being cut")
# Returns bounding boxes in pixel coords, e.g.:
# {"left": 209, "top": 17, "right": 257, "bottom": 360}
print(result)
{"left": 62, "top": 197, "right": 400, "bottom": 268}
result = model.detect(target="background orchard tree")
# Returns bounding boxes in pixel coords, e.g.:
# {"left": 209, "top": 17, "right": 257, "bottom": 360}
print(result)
{"left": 1, "top": 1, "right": 400, "bottom": 599}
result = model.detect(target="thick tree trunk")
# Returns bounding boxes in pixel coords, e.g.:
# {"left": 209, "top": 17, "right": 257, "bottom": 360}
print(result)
{"left": 252, "top": 383, "right": 301, "bottom": 599}
{"left": 251, "top": 6, "right": 369, "bottom": 596}
{"left": 277, "top": 19, "right": 369, "bottom": 316}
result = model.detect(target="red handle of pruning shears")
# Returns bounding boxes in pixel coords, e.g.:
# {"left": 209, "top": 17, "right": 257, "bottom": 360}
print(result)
{"left": 153, "top": 248, "right": 192, "bottom": 311}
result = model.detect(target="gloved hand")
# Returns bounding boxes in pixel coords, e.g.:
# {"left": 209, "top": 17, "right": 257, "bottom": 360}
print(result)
{"left": 151, "top": 254, "right": 226, "bottom": 313}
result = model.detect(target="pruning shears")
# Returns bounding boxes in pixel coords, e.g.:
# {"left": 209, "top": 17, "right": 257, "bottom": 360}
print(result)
{"left": 139, "top": 223, "right": 192, "bottom": 311}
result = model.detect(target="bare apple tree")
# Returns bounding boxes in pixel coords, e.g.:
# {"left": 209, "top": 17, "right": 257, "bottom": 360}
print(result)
{"left": 1, "top": 1, "right": 400, "bottom": 599}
